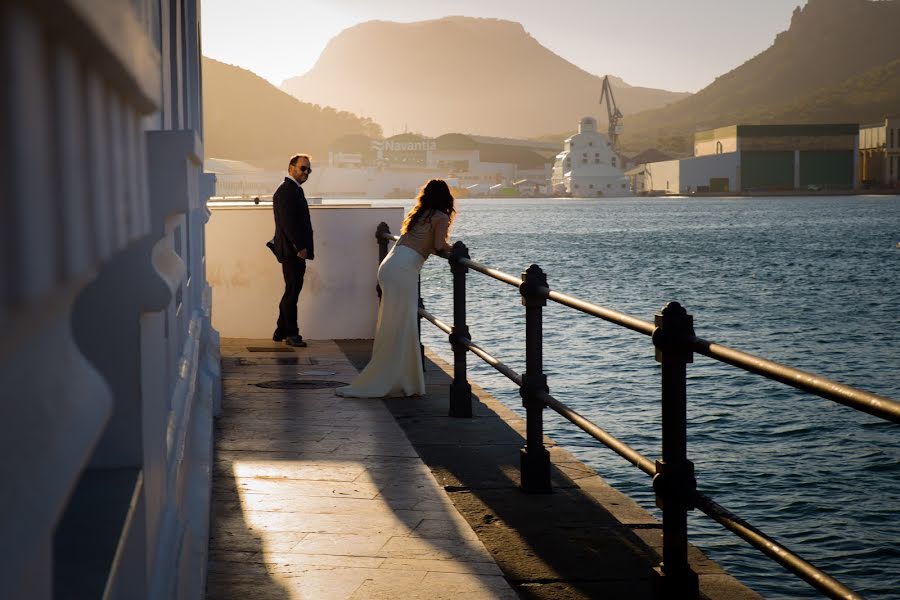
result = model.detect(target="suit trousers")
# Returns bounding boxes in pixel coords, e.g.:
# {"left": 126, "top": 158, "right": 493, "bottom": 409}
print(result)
{"left": 276, "top": 257, "right": 306, "bottom": 337}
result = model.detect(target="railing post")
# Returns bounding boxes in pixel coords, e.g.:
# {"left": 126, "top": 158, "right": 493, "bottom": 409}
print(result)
{"left": 448, "top": 242, "right": 472, "bottom": 417}
{"left": 652, "top": 302, "right": 699, "bottom": 598}
{"left": 519, "top": 264, "right": 551, "bottom": 493}
{"left": 375, "top": 222, "right": 390, "bottom": 299}
{"left": 418, "top": 278, "right": 425, "bottom": 373}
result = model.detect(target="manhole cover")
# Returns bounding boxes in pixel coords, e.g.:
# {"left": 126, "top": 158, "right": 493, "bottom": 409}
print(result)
{"left": 298, "top": 370, "right": 336, "bottom": 377}
{"left": 254, "top": 380, "right": 347, "bottom": 390}
{"left": 238, "top": 357, "right": 301, "bottom": 366}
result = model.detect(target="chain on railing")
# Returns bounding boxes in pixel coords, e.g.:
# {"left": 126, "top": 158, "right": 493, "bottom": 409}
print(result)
{"left": 375, "top": 222, "right": 898, "bottom": 600}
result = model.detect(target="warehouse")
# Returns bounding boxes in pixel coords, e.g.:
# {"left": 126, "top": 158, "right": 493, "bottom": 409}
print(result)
{"left": 859, "top": 116, "right": 900, "bottom": 188}
{"left": 637, "top": 123, "right": 859, "bottom": 194}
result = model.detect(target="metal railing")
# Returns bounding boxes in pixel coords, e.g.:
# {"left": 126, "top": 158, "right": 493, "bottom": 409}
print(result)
{"left": 374, "top": 222, "right": 900, "bottom": 600}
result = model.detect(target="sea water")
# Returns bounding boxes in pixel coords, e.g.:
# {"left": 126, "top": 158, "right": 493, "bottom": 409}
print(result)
{"left": 408, "top": 195, "right": 900, "bottom": 599}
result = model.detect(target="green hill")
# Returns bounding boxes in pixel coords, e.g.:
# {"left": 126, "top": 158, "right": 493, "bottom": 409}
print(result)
{"left": 762, "top": 58, "right": 900, "bottom": 124}
{"left": 201, "top": 57, "right": 381, "bottom": 167}
{"left": 619, "top": 0, "right": 900, "bottom": 155}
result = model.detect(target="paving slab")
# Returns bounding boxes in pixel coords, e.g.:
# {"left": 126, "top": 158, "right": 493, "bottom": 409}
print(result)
{"left": 336, "top": 340, "right": 764, "bottom": 600}
{"left": 207, "top": 339, "right": 519, "bottom": 599}
{"left": 209, "top": 338, "right": 762, "bottom": 600}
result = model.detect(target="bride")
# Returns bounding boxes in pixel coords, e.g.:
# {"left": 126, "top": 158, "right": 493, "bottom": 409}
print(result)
{"left": 336, "top": 179, "right": 455, "bottom": 398}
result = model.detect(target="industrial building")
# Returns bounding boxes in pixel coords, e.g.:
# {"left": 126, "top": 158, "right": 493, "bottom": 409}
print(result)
{"left": 206, "top": 158, "right": 281, "bottom": 198}
{"left": 634, "top": 123, "right": 861, "bottom": 194}
{"left": 551, "top": 116, "right": 629, "bottom": 196}
{"left": 432, "top": 133, "right": 558, "bottom": 190}
{"left": 859, "top": 116, "right": 900, "bottom": 188}
{"left": 320, "top": 132, "right": 559, "bottom": 197}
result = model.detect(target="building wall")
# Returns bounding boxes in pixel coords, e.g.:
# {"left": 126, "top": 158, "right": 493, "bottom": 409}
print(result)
{"left": 641, "top": 154, "right": 740, "bottom": 194}
{"left": 1, "top": 2, "right": 218, "bottom": 599}
{"left": 569, "top": 175, "right": 629, "bottom": 196}
{"left": 889, "top": 118, "right": 900, "bottom": 152}
{"left": 859, "top": 124, "right": 886, "bottom": 150}
{"left": 741, "top": 151, "right": 795, "bottom": 190}
{"left": 859, "top": 117, "right": 900, "bottom": 186}
{"left": 428, "top": 149, "right": 479, "bottom": 171}
{"left": 644, "top": 159, "right": 682, "bottom": 194}
{"left": 553, "top": 118, "right": 626, "bottom": 195}
{"left": 739, "top": 134, "right": 857, "bottom": 152}
{"left": 694, "top": 125, "right": 739, "bottom": 157}
{"left": 799, "top": 150, "right": 855, "bottom": 188}
{"left": 679, "top": 153, "right": 741, "bottom": 192}
{"left": 518, "top": 166, "right": 553, "bottom": 184}
{"left": 473, "top": 161, "right": 517, "bottom": 183}
{"left": 860, "top": 150, "right": 885, "bottom": 184}
{"left": 740, "top": 149, "right": 855, "bottom": 191}
{"left": 625, "top": 169, "right": 647, "bottom": 194}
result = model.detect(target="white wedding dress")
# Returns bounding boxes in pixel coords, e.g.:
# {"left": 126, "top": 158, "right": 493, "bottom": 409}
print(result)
{"left": 335, "top": 244, "right": 426, "bottom": 397}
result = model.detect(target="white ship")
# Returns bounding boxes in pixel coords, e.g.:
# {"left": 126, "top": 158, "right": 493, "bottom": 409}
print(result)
{"left": 551, "top": 116, "right": 629, "bottom": 197}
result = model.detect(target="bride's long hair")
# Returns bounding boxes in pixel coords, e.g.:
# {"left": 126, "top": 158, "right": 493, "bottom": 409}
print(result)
{"left": 401, "top": 179, "right": 456, "bottom": 234}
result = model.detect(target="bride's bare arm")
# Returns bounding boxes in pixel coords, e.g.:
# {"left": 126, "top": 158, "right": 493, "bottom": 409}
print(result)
{"left": 432, "top": 212, "right": 451, "bottom": 254}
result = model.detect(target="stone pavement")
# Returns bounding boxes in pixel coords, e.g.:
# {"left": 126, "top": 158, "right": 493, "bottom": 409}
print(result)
{"left": 207, "top": 339, "right": 519, "bottom": 600}
{"left": 208, "top": 338, "right": 762, "bottom": 600}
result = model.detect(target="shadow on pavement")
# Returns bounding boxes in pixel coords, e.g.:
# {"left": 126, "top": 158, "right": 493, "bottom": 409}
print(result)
{"left": 208, "top": 338, "right": 517, "bottom": 599}
{"left": 337, "top": 339, "right": 755, "bottom": 600}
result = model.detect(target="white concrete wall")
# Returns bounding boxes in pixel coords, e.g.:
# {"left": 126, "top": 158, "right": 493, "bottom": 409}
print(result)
{"left": 680, "top": 153, "right": 741, "bottom": 192}
{"left": 644, "top": 159, "right": 682, "bottom": 193}
{"left": 642, "top": 154, "right": 740, "bottom": 194}
{"left": 570, "top": 174, "right": 630, "bottom": 196}
{"left": 207, "top": 203, "right": 404, "bottom": 339}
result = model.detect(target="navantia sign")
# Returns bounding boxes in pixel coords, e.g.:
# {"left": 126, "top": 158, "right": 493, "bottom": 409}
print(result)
{"left": 374, "top": 137, "right": 436, "bottom": 165}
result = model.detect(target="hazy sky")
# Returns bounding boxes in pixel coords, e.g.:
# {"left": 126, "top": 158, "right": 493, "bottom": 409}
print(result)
{"left": 201, "top": 0, "right": 802, "bottom": 93}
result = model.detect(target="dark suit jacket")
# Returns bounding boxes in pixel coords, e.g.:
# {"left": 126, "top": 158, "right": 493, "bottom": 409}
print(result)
{"left": 272, "top": 177, "right": 315, "bottom": 263}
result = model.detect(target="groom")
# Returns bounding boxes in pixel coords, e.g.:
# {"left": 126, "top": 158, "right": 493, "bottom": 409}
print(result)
{"left": 272, "top": 153, "right": 315, "bottom": 347}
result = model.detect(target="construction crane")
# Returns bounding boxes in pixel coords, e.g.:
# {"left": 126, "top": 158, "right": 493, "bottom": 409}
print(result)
{"left": 599, "top": 75, "right": 623, "bottom": 153}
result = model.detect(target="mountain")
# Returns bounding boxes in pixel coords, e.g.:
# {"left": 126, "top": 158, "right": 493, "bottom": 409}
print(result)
{"left": 201, "top": 57, "right": 381, "bottom": 167}
{"left": 618, "top": 0, "right": 900, "bottom": 155}
{"left": 280, "top": 16, "right": 689, "bottom": 139}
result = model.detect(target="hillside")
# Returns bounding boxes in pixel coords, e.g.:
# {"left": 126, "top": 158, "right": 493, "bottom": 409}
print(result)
{"left": 280, "top": 16, "right": 689, "bottom": 139}
{"left": 618, "top": 0, "right": 900, "bottom": 155}
{"left": 201, "top": 57, "right": 381, "bottom": 167}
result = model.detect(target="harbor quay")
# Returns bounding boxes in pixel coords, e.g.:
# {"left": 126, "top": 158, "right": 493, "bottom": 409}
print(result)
{"left": 208, "top": 338, "right": 761, "bottom": 600}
